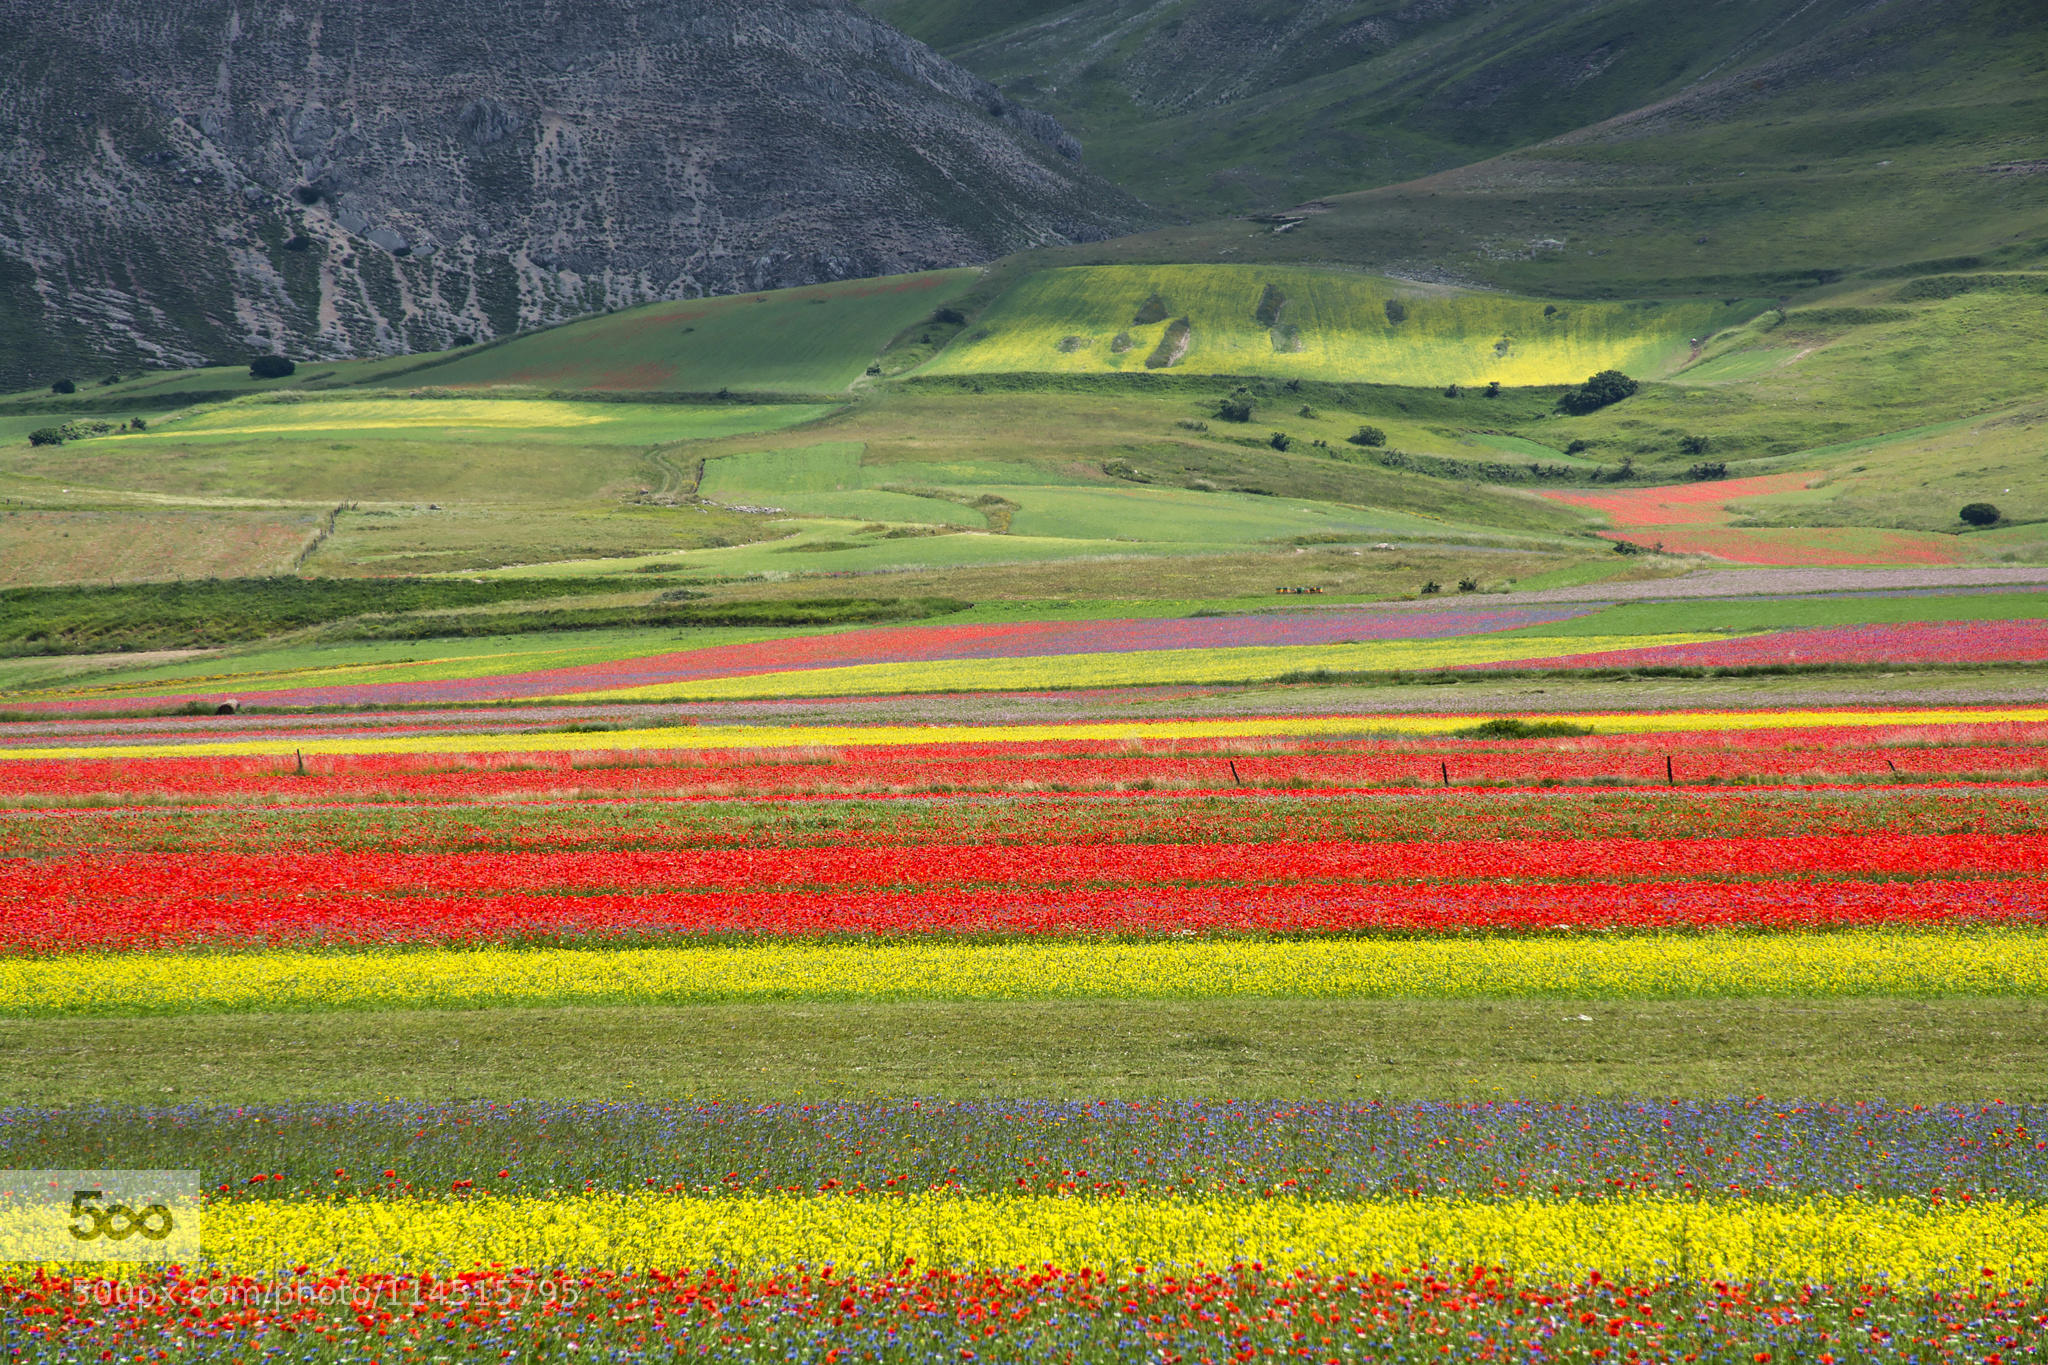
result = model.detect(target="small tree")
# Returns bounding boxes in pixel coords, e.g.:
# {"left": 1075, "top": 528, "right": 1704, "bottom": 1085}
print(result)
{"left": 50, "top": 378, "right": 75, "bottom": 395}
{"left": 249, "top": 355, "right": 297, "bottom": 380}
{"left": 1960, "top": 502, "right": 2002, "bottom": 527}
{"left": 1556, "top": 369, "right": 1639, "bottom": 415}
{"left": 1349, "top": 425, "right": 1387, "bottom": 448}
{"left": 1269, "top": 431, "right": 1294, "bottom": 452}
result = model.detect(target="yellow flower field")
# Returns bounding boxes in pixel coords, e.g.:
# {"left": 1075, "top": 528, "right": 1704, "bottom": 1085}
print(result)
{"left": 181, "top": 1192, "right": 2048, "bottom": 1286}
{"left": 9, "top": 932, "right": 2043, "bottom": 1016}
{"left": 543, "top": 633, "right": 1723, "bottom": 703}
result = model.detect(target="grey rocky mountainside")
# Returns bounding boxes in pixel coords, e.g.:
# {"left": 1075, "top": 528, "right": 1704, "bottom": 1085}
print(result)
{"left": 0, "top": 0, "right": 1146, "bottom": 386}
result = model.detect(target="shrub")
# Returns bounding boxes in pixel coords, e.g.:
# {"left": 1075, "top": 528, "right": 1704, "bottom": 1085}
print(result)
{"left": 932, "top": 307, "right": 967, "bottom": 326}
{"left": 49, "top": 378, "right": 75, "bottom": 395}
{"left": 1383, "top": 299, "right": 1407, "bottom": 325}
{"left": 1269, "top": 431, "right": 1294, "bottom": 452}
{"left": 57, "top": 419, "right": 113, "bottom": 441}
{"left": 1679, "top": 434, "right": 1713, "bottom": 455}
{"left": 1420, "top": 580, "right": 1441, "bottom": 594}
{"left": 1689, "top": 461, "right": 1728, "bottom": 480}
{"left": 1484, "top": 381, "right": 1501, "bottom": 398}
{"left": 1297, "top": 405, "right": 1318, "bottom": 419}
{"left": 1349, "top": 425, "right": 1387, "bottom": 448}
{"left": 1565, "top": 439, "right": 1591, "bottom": 455}
{"left": 1456, "top": 717, "right": 1595, "bottom": 739}
{"left": 1442, "top": 383, "right": 1462, "bottom": 398}
{"left": 1556, "top": 369, "right": 1639, "bottom": 415}
{"left": 1457, "top": 577, "right": 1479, "bottom": 592}
{"left": 249, "top": 355, "right": 297, "bottom": 380}
{"left": 27, "top": 427, "right": 63, "bottom": 446}
{"left": 1216, "top": 391, "right": 1255, "bottom": 423}
{"left": 1960, "top": 502, "right": 2002, "bottom": 526}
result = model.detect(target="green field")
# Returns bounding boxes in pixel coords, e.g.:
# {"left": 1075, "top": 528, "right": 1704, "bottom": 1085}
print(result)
{"left": 7, "top": 998, "right": 2043, "bottom": 1104}
{"left": 374, "top": 270, "right": 979, "bottom": 395}
{"left": 922, "top": 265, "right": 1754, "bottom": 386}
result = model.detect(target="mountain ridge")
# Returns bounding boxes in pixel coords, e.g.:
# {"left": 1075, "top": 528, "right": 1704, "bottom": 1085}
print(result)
{"left": 0, "top": 0, "right": 1147, "bottom": 388}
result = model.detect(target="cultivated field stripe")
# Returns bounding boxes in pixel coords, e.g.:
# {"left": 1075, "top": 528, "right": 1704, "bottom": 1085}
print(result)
{"left": 188, "top": 1191, "right": 2048, "bottom": 1284}
{"left": 10, "top": 932, "right": 2048, "bottom": 1015}
{"left": 5, "top": 706, "right": 2048, "bottom": 761}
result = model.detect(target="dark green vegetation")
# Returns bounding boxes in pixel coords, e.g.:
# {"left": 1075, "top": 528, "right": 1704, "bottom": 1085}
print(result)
{"left": 0, "top": 577, "right": 968, "bottom": 655}
{"left": 7, "top": 999, "right": 2042, "bottom": 1103}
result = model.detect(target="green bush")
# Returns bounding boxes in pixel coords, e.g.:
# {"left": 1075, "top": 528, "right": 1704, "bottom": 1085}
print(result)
{"left": 57, "top": 419, "right": 113, "bottom": 441}
{"left": 26, "top": 427, "right": 63, "bottom": 446}
{"left": 1960, "top": 502, "right": 2002, "bottom": 526}
{"left": 1216, "top": 391, "right": 1254, "bottom": 422}
{"left": 1556, "top": 369, "right": 1639, "bottom": 415}
{"left": 1679, "top": 434, "right": 1713, "bottom": 455}
{"left": 49, "top": 379, "right": 75, "bottom": 395}
{"left": 1383, "top": 299, "right": 1407, "bottom": 326}
{"left": 1268, "top": 431, "right": 1294, "bottom": 452}
{"left": 1349, "top": 425, "right": 1387, "bottom": 448}
{"left": 1455, "top": 717, "right": 1595, "bottom": 739}
{"left": 249, "top": 355, "right": 297, "bottom": 380}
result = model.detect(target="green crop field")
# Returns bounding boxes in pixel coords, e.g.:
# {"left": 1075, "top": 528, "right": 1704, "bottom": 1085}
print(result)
{"left": 374, "top": 270, "right": 979, "bottom": 395}
{"left": 922, "top": 265, "right": 1758, "bottom": 386}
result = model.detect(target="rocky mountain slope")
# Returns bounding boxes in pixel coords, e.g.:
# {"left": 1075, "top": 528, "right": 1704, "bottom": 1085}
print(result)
{"left": 0, "top": 0, "right": 1147, "bottom": 386}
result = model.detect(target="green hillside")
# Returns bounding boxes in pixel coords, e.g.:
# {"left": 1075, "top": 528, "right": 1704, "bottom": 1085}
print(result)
{"left": 873, "top": 0, "right": 2048, "bottom": 241}
{"left": 373, "top": 270, "right": 980, "bottom": 396}
{"left": 920, "top": 264, "right": 1754, "bottom": 385}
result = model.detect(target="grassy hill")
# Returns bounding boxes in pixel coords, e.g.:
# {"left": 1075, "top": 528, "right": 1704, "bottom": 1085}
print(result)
{"left": 870, "top": 0, "right": 2048, "bottom": 248}
{"left": 917, "top": 264, "right": 1755, "bottom": 385}
{"left": 369, "top": 271, "right": 981, "bottom": 396}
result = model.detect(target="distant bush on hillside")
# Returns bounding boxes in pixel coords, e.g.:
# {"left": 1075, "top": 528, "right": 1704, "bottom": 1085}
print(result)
{"left": 49, "top": 378, "right": 75, "bottom": 395}
{"left": 1689, "top": 461, "right": 1728, "bottom": 480}
{"left": 1269, "top": 431, "right": 1294, "bottom": 452}
{"left": 1556, "top": 369, "right": 1639, "bottom": 415}
{"left": 1349, "top": 425, "right": 1387, "bottom": 447}
{"left": 1960, "top": 502, "right": 2002, "bottom": 526}
{"left": 1383, "top": 299, "right": 1407, "bottom": 326}
{"left": 26, "top": 427, "right": 63, "bottom": 446}
{"left": 932, "top": 307, "right": 967, "bottom": 326}
{"left": 1679, "top": 435, "right": 1713, "bottom": 455}
{"left": 1216, "top": 390, "right": 1255, "bottom": 422}
{"left": 1132, "top": 293, "right": 1171, "bottom": 325}
{"left": 249, "top": 355, "right": 297, "bottom": 380}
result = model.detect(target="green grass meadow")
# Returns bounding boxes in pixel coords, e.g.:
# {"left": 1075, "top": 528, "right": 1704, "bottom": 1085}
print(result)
{"left": 377, "top": 270, "right": 979, "bottom": 395}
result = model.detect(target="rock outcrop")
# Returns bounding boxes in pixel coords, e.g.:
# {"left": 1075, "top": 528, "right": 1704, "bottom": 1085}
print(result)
{"left": 0, "top": 0, "right": 1146, "bottom": 383}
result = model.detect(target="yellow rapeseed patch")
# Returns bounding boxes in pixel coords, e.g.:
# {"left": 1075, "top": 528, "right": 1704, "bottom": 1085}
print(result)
{"left": 189, "top": 1192, "right": 2048, "bottom": 1286}
{"left": 542, "top": 634, "right": 1722, "bottom": 703}
{"left": 2, "top": 707, "right": 2042, "bottom": 763}
{"left": 8, "top": 933, "right": 2044, "bottom": 1016}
